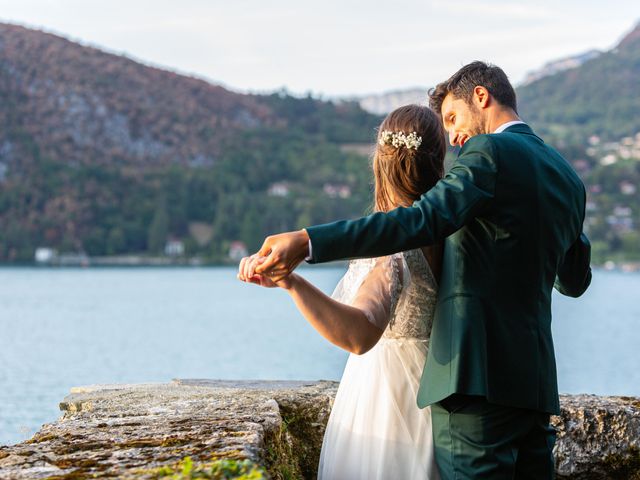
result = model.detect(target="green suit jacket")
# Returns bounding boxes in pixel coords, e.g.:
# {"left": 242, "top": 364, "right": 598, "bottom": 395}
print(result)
{"left": 306, "top": 124, "right": 591, "bottom": 415}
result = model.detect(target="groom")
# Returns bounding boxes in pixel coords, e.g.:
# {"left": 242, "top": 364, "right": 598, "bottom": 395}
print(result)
{"left": 249, "top": 61, "right": 591, "bottom": 479}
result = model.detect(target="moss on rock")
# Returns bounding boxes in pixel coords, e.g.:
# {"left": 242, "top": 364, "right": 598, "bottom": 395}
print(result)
{"left": 134, "top": 456, "right": 266, "bottom": 480}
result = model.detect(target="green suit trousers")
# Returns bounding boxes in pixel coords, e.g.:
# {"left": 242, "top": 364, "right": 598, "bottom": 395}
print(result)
{"left": 431, "top": 394, "right": 556, "bottom": 479}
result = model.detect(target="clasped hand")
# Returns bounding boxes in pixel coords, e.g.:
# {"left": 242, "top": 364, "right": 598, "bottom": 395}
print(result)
{"left": 237, "top": 229, "right": 310, "bottom": 283}
{"left": 237, "top": 254, "right": 293, "bottom": 289}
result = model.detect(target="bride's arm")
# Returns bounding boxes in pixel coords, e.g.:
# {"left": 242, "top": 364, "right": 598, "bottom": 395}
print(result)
{"left": 283, "top": 273, "right": 384, "bottom": 355}
{"left": 239, "top": 256, "right": 401, "bottom": 355}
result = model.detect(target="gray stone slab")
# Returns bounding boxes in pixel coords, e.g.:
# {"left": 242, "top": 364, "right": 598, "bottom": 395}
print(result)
{"left": 0, "top": 382, "right": 638, "bottom": 479}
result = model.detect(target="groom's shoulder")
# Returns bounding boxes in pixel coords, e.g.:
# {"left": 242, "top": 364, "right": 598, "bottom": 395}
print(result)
{"left": 458, "top": 134, "right": 496, "bottom": 157}
{"left": 454, "top": 135, "right": 499, "bottom": 179}
{"left": 457, "top": 134, "right": 499, "bottom": 166}
{"left": 461, "top": 128, "right": 541, "bottom": 159}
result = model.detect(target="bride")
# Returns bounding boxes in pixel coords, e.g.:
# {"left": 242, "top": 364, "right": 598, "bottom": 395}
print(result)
{"left": 238, "top": 104, "right": 446, "bottom": 479}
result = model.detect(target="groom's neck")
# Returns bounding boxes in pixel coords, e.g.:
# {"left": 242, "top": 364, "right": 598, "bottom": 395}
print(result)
{"left": 485, "top": 106, "right": 521, "bottom": 133}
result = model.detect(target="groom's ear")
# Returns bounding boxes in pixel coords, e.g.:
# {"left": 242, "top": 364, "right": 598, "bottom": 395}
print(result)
{"left": 473, "top": 86, "right": 490, "bottom": 109}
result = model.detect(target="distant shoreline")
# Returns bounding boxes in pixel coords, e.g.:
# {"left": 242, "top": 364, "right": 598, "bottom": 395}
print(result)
{"left": 0, "top": 260, "right": 634, "bottom": 271}
{"left": 0, "top": 260, "right": 349, "bottom": 269}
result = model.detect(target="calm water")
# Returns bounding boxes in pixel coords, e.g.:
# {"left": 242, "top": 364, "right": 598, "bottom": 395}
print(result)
{"left": 0, "top": 267, "right": 638, "bottom": 446}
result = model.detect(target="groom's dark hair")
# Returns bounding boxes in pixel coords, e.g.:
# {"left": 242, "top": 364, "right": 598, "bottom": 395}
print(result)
{"left": 429, "top": 61, "right": 518, "bottom": 115}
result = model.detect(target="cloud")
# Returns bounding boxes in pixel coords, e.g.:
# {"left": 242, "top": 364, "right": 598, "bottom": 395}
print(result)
{"left": 429, "top": 0, "right": 554, "bottom": 20}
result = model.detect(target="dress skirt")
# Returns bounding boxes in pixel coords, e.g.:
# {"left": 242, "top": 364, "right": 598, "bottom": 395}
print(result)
{"left": 318, "top": 338, "right": 440, "bottom": 480}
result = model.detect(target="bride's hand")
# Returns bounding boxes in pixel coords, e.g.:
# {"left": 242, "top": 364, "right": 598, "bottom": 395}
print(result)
{"left": 237, "top": 255, "right": 294, "bottom": 289}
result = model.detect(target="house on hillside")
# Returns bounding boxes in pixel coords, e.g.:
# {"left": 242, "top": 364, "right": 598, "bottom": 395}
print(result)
{"left": 34, "top": 247, "right": 57, "bottom": 264}
{"left": 165, "top": 239, "right": 185, "bottom": 257}
{"left": 58, "top": 253, "right": 90, "bottom": 267}
{"left": 620, "top": 181, "right": 637, "bottom": 195}
{"left": 323, "top": 183, "right": 351, "bottom": 199}
{"left": 268, "top": 182, "right": 290, "bottom": 197}
{"left": 607, "top": 206, "right": 634, "bottom": 233}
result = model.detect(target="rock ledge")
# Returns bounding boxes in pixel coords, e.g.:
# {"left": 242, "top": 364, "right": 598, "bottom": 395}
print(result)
{"left": 0, "top": 381, "right": 638, "bottom": 479}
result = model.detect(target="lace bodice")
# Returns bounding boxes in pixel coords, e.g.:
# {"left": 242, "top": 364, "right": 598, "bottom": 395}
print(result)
{"left": 331, "top": 249, "right": 438, "bottom": 341}
{"left": 383, "top": 249, "right": 437, "bottom": 340}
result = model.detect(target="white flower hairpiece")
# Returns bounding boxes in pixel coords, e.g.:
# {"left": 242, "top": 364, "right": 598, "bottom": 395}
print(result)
{"left": 378, "top": 130, "right": 422, "bottom": 151}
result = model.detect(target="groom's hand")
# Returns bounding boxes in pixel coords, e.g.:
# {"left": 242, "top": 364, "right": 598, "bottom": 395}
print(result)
{"left": 253, "top": 229, "right": 310, "bottom": 282}
{"left": 237, "top": 255, "right": 293, "bottom": 289}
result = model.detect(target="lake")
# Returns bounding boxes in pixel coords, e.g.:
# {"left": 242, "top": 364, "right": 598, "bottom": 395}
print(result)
{"left": 0, "top": 267, "right": 638, "bottom": 446}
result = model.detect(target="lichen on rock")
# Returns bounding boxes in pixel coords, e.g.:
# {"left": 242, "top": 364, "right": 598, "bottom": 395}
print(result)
{"left": 554, "top": 394, "right": 640, "bottom": 479}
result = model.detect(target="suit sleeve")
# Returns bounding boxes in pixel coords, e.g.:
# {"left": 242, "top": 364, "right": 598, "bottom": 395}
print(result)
{"left": 554, "top": 232, "right": 592, "bottom": 298}
{"left": 306, "top": 135, "right": 498, "bottom": 263}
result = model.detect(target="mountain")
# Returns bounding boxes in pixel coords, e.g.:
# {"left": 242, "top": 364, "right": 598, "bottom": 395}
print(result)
{"left": 517, "top": 21, "right": 640, "bottom": 265}
{"left": 354, "top": 45, "right": 607, "bottom": 117}
{"left": 520, "top": 50, "right": 601, "bottom": 86}
{"left": 0, "top": 25, "right": 277, "bottom": 170}
{"left": 355, "top": 22, "right": 638, "bottom": 139}
{"left": 353, "top": 88, "right": 428, "bottom": 115}
{"left": 0, "top": 23, "right": 381, "bottom": 262}
{"left": 349, "top": 47, "right": 605, "bottom": 117}
{"left": 517, "top": 21, "right": 640, "bottom": 144}
{"left": 1, "top": 21, "right": 638, "bottom": 265}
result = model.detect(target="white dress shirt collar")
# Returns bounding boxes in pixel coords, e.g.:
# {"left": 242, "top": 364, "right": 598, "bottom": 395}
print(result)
{"left": 494, "top": 120, "right": 526, "bottom": 134}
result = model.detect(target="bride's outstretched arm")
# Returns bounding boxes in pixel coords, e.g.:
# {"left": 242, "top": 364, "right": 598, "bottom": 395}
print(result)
{"left": 238, "top": 256, "right": 399, "bottom": 355}
{"left": 283, "top": 274, "right": 384, "bottom": 355}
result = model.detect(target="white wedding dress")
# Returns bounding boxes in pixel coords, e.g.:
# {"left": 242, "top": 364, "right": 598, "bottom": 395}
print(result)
{"left": 318, "top": 249, "right": 440, "bottom": 480}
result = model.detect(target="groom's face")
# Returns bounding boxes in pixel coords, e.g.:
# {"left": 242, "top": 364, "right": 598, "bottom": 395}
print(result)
{"left": 441, "top": 93, "right": 485, "bottom": 147}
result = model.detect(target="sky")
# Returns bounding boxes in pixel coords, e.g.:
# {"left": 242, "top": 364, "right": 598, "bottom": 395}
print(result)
{"left": 0, "top": 0, "right": 637, "bottom": 97}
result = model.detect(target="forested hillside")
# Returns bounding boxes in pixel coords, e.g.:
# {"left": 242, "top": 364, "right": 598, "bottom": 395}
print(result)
{"left": 0, "top": 24, "right": 380, "bottom": 262}
{"left": 518, "top": 22, "right": 640, "bottom": 264}
{"left": 1, "top": 21, "right": 638, "bottom": 264}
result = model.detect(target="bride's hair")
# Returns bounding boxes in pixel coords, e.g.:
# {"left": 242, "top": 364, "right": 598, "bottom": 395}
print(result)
{"left": 373, "top": 105, "right": 446, "bottom": 212}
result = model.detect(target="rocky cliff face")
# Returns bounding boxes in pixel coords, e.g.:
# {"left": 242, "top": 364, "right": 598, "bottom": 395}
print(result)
{"left": 0, "top": 381, "right": 639, "bottom": 479}
{"left": 0, "top": 23, "right": 274, "bottom": 170}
